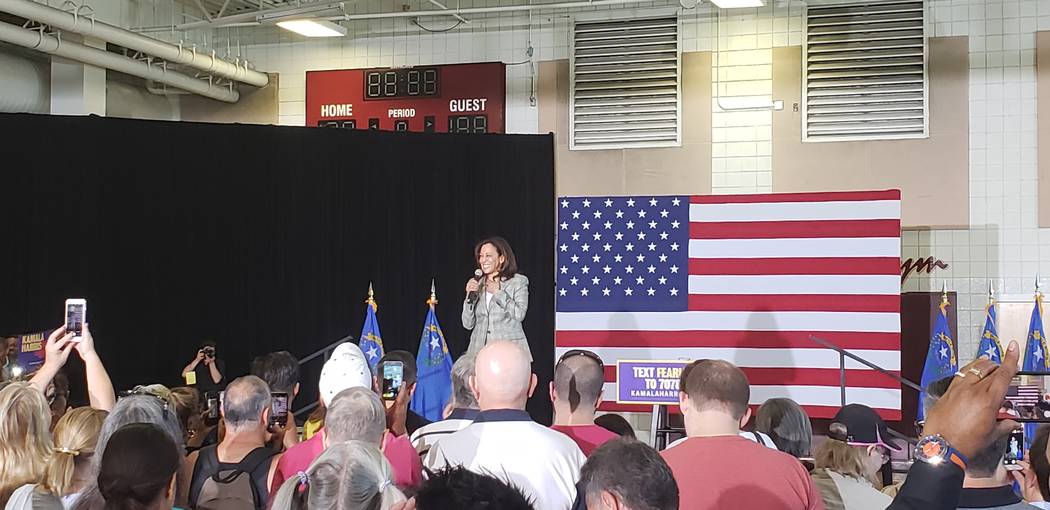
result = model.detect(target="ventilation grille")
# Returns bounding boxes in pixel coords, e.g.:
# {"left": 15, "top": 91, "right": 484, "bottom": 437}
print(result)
{"left": 570, "top": 16, "right": 681, "bottom": 150}
{"left": 803, "top": 1, "right": 927, "bottom": 142}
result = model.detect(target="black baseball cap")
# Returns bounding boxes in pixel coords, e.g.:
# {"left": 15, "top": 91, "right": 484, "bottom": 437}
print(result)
{"left": 830, "top": 403, "right": 902, "bottom": 451}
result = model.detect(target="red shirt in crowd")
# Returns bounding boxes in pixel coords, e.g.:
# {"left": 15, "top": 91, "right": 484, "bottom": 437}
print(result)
{"left": 270, "top": 429, "right": 422, "bottom": 493}
{"left": 661, "top": 435, "right": 824, "bottom": 510}
{"left": 550, "top": 424, "right": 619, "bottom": 456}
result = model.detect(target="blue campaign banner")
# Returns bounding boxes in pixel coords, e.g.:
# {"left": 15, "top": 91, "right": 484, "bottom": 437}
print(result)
{"left": 16, "top": 330, "right": 49, "bottom": 373}
{"left": 616, "top": 360, "right": 688, "bottom": 405}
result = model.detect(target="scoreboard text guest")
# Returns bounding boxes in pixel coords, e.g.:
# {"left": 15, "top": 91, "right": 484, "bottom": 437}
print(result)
{"left": 306, "top": 62, "right": 506, "bottom": 134}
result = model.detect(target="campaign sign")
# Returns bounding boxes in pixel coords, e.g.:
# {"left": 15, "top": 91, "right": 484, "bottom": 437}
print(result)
{"left": 616, "top": 360, "right": 689, "bottom": 405}
{"left": 16, "top": 330, "right": 48, "bottom": 373}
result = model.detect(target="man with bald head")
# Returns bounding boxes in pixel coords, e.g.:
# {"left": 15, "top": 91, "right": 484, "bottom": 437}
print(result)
{"left": 661, "top": 359, "right": 822, "bottom": 510}
{"left": 550, "top": 349, "right": 618, "bottom": 456}
{"left": 425, "top": 341, "right": 586, "bottom": 510}
{"left": 186, "top": 375, "right": 281, "bottom": 509}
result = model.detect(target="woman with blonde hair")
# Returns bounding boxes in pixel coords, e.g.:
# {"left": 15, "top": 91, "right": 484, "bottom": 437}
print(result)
{"left": 271, "top": 441, "right": 406, "bottom": 510}
{"left": 0, "top": 382, "right": 54, "bottom": 507}
{"left": 811, "top": 404, "right": 898, "bottom": 510}
{"left": 8, "top": 407, "right": 109, "bottom": 510}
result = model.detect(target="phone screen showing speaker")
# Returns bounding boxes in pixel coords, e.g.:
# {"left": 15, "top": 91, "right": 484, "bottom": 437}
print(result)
{"left": 270, "top": 392, "right": 289, "bottom": 427}
{"left": 1005, "top": 429, "right": 1024, "bottom": 465}
{"left": 65, "top": 302, "right": 85, "bottom": 337}
{"left": 381, "top": 362, "right": 404, "bottom": 401}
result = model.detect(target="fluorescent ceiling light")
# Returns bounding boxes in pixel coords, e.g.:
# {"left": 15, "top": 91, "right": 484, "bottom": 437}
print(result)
{"left": 709, "top": 0, "right": 765, "bottom": 7}
{"left": 276, "top": 19, "right": 347, "bottom": 37}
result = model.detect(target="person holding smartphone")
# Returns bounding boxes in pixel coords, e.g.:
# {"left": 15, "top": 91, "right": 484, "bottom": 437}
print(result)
{"left": 181, "top": 341, "right": 226, "bottom": 397}
{"left": 462, "top": 236, "right": 531, "bottom": 362}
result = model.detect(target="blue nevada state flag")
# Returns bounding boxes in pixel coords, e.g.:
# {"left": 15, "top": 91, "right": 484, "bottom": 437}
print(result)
{"left": 919, "top": 298, "right": 957, "bottom": 421}
{"left": 1023, "top": 294, "right": 1048, "bottom": 372}
{"left": 411, "top": 287, "right": 452, "bottom": 422}
{"left": 977, "top": 301, "right": 1002, "bottom": 363}
{"left": 359, "top": 285, "right": 384, "bottom": 371}
{"left": 1023, "top": 293, "right": 1046, "bottom": 449}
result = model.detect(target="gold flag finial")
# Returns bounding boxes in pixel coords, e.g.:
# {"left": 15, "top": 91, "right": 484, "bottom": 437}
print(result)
{"left": 941, "top": 281, "right": 948, "bottom": 304}
{"left": 365, "top": 282, "right": 377, "bottom": 310}
{"left": 988, "top": 280, "right": 995, "bottom": 304}
{"left": 427, "top": 279, "right": 438, "bottom": 306}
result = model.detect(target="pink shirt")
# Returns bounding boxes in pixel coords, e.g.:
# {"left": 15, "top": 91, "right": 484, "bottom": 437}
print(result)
{"left": 381, "top": 431, "right": 424, "bottom": 487}
{"left": 550, "top": 424, "right": 619, "bottom": 456}
{"left": 271, "top": 429, "right": 422, "bottom": 494}
{"left": 661, "top": 435, "right": 824, "bottom": 510}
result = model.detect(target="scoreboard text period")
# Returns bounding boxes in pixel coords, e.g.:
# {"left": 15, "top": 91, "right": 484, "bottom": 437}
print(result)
{"left": 306, "top": 62, "right": 506, "bottom": 134}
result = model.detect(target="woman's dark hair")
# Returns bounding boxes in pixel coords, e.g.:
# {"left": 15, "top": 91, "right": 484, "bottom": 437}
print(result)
{"left": 97, "top": 423, "right": 181, "bottom": 510}
{"left": 475, "top": 237, "right": 518, "bottom": 279}
{"left": 755, "top": 397, "right": 813, "bottom": 458}
{"left": 594, "top": 413, "right": 636, "bottom": 439}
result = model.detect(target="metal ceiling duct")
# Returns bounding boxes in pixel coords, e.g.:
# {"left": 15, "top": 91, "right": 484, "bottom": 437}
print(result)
{"left": 0, "top": 21, "right": 239, "bottom": 102}
{"left": 0, "top": 0, "right": 268, "bottom": 87}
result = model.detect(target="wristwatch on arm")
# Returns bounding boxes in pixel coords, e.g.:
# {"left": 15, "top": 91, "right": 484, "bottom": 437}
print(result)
{"left": 914, "top": 434, "right": 968, "bottom": 471}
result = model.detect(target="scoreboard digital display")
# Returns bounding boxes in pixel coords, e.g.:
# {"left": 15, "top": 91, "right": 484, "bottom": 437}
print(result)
{"left": 306, "top": 62, "right": 506, "bottom": 133}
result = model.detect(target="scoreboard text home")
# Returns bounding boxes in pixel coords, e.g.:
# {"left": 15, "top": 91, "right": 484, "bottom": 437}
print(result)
{"left": 306, "top": 62, "right": 506, "bottom": 134}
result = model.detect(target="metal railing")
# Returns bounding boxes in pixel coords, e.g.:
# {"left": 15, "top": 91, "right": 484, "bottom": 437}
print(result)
{"left": 292, "top": 334, "right": 354, "bottom": 419}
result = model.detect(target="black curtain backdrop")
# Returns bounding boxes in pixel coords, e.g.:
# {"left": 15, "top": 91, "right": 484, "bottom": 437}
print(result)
{"left": 0, "top": 113, "right": 555, "bottom": 422}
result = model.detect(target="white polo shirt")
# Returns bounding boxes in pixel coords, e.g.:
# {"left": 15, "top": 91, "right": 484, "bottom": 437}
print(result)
{"left": 425, "top": 409, "right": 586, "bottom": 510}
{"left": 410, "top": 408, "right": 478, "bottom": 458}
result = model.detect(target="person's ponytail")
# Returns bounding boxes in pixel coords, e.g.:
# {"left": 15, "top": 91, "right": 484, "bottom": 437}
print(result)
{"left": 41, "top": 407, "right": 107, "bottom": 497}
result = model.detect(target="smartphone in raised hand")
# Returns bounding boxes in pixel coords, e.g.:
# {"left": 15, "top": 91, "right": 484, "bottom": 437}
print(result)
{"left": 1004, "top": 428, "right": 1024, "bottom": 470}
{"left": 381, "top": 361, "right": 404, "bottom": 401}
{"left": 64, "top": 299, "right": 86, "bottom": 342}
{"left": 270, "top": 392, "right": 289, "bottom": 427}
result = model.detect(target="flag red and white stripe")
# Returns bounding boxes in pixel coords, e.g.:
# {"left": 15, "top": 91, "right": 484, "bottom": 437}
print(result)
{"left": 555, "top": 190, "right": 902, "bottom": 419}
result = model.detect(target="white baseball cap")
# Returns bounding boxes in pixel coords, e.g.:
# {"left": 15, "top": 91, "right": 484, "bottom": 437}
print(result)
{"left": 318, "top": 342, "right": 372, "bottom": 407}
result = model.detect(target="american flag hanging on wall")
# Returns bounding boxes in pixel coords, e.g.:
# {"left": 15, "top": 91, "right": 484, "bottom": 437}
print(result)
{"left": 555, "top": 190, "right": 902, "bottom": 419}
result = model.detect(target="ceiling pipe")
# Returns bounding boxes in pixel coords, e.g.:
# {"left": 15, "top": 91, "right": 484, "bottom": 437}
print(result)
{"left": 0, "top": 21, "right": 239, "bottom": 102}
{"left": 0, "top": 0, "right": 268, "bottom": 87}
{"left": 143, "top": 0, "right": 657, "bottom": 31}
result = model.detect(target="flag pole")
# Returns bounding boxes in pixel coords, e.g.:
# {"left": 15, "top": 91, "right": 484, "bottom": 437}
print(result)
{"left": 428, "top": 278, "right": 438, "bottom": 307}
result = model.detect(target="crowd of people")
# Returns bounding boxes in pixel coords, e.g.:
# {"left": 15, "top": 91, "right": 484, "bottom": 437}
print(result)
{"left": 0, "top": 320, "right": 1041, "bottom": 510}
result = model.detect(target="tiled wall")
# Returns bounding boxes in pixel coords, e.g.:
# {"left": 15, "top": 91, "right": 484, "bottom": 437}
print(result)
{"left": 233, "top": 0, "right": 1050, "bottom": 365}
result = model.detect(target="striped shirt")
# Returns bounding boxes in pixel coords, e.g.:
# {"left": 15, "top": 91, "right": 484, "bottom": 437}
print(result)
{"left": 410, "top": 408, "right": 478, "bottom": 458}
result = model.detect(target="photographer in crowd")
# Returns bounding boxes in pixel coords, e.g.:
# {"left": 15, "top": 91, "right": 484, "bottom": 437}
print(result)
{"left": 181, "top": 341, "right": 226, "bottom": 397}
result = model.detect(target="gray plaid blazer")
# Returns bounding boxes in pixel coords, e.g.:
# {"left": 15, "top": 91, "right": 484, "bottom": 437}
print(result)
{"left": 461, "top": 273, "right": 531, "bottom": 362}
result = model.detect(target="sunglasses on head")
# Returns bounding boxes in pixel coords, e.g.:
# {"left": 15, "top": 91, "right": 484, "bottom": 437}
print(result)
{"left": 118, "top": 387, "right": 172, "bottom": 416}
{"left": 557, "top": 349, "right": 604, "bottom": 369}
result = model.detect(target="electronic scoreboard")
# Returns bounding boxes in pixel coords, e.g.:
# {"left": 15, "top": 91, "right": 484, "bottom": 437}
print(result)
{"left": 305, "top": 62, "right": 506, "bottom": 134}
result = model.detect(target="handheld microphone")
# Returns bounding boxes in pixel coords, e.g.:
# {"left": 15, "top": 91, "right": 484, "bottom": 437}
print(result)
{"left": 467, "top": 269, "right": 483, "bottom": 304}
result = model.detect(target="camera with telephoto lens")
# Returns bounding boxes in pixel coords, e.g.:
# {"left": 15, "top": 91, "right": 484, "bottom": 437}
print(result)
{"left": 202, "top": 347, "right": 215, "bottom": 359}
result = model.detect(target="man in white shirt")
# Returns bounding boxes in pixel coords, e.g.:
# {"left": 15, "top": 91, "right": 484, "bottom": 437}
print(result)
{"left": 425, "top": 341, "right": 586, "bottom": 510}
{"left": 410, "top": 354, "right": 479, "bottom": 459}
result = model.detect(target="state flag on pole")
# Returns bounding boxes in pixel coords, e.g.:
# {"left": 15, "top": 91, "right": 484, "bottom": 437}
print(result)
{"left": 1022, "top": 292, "right": 1047, "bottom": 450}
{"left": 977, "top": 300, "right": 1001, "bottom": 363}
{"left": 411, "top": 282, "right": 453, "bottom": 422}
{"left": 1023, "top": 293, "right": 1047, "bottom": 372}
{"left": 918, "top": 296, "right": 956, "bottom": 421}
{"left": 359, "top": 284, "right": 384, "bottom": 371}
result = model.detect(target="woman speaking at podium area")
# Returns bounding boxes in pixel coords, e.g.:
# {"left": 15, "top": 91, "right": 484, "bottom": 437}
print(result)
{"left": 462, "top": 236, "right": 532, "bottom": 362}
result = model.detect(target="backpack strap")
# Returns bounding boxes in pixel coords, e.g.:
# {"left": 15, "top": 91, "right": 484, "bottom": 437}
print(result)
{"left": 189, "top": 445, "right": 221, "bottom": 508}
{"left": 207, "top": 447, "right": 277, "bottom": 510}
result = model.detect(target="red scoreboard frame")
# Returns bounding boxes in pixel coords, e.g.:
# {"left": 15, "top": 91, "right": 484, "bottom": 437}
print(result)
{"left": 305, "top": 62, "right": 506, "bottom": 134}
